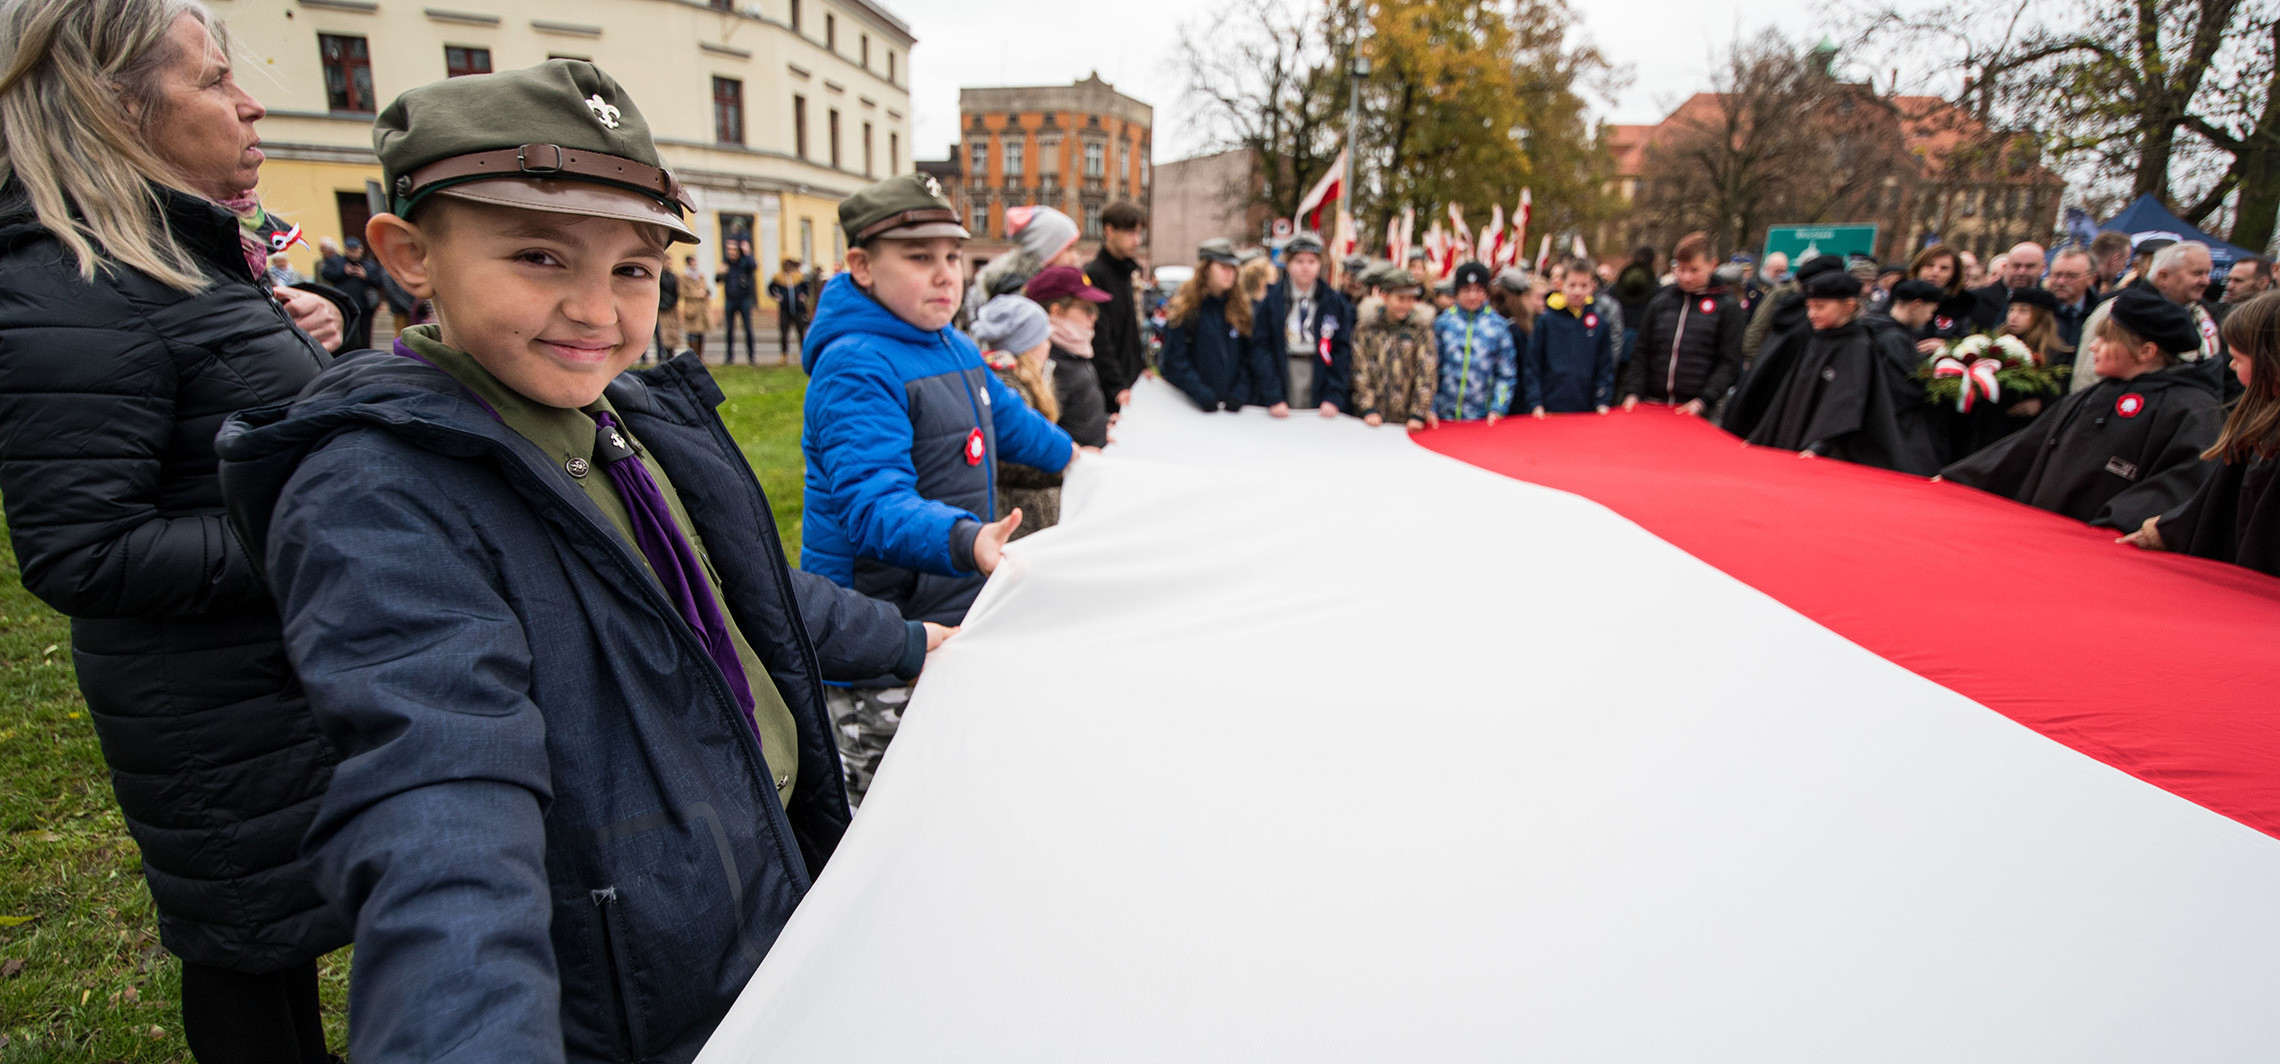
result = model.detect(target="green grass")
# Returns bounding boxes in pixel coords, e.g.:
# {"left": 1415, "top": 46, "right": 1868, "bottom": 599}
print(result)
{"left": 0, "top": 363, "right": 808, "bottom": 1060}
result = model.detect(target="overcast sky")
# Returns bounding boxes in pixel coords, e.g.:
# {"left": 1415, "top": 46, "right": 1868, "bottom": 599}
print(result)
{"left": 893, "top": 0, "right": 1827, "bottom": 164}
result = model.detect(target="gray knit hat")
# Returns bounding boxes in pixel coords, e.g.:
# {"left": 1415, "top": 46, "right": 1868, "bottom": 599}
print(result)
{"left": 971, "top": 294, "right": 1050, "bottom": 354}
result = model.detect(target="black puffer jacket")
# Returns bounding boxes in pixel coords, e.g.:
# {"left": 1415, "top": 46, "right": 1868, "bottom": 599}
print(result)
{"left": 0, "top": 181, "right": 352, "bottom": 972}
{"left": 1622, "top": 284, "right": 1747, "bottom": 404}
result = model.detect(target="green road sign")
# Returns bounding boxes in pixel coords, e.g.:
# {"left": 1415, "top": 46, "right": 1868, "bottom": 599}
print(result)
{"left": 1763, "top": 224, "right": 1878, "bottom": 264}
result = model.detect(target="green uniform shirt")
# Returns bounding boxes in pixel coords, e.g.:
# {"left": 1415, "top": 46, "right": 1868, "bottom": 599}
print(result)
{"left": 401, "top": 326, "right": 800, "bottom": 807}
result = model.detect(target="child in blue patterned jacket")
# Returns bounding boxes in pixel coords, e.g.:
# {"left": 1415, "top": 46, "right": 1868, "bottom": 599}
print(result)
{"left": 1431, "top": 261, "right": 1518, "bottom": 423}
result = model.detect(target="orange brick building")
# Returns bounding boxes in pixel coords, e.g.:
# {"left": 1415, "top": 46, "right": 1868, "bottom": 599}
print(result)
{"left": 926, "top": 74, "right": 1153, "bottom": 264}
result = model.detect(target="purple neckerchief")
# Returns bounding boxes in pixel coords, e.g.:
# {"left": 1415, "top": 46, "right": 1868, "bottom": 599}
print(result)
{"left": 390, "top": 340, "right": 760, "bottom": 741}
{"left": 591, "top": 410, "right": 760, "bottom": 737}
{"left": 391, "top": 338, "right": 504, "bottom": 422}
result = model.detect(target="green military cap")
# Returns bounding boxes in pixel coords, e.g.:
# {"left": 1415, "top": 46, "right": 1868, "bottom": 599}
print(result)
{"left": 1283, "top": 231, "right": 1325, "bottom": 258}
{"left": 1372, "top": 263, "right": 1422, "bottom": 293}
{"left": 373, "top": 59, "right": 697, "bottom": 243}
{"left": 839, "top": 173, "right": 968, "bottom": 244}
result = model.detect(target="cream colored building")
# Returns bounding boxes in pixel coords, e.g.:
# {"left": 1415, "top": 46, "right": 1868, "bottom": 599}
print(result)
{"left": 217, "top": 0, "right": 913, "bottom": 306}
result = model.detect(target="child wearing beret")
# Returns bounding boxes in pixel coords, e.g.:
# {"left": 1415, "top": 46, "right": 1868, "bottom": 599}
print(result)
{"left": 217, "top": 61, "right": 940, "bottom": 1062}
{"left": 1943, "top": 288, "right": 2224, "bottom": 531}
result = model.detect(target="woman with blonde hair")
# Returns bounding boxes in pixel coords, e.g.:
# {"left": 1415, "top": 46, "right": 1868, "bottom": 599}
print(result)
{"left": 1158, "top": 238, "right": 1267, "bottom": 412}
{"left": 1238, "top": 250, "right": 1277, "bottom": 306}
{"left": 0, "top": 0, "right": 354, "bottom": 1057}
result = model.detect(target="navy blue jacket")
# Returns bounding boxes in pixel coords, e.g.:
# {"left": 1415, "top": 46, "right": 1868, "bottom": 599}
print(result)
{"left": 800, "top": 274, "right": 1073, "bottom": 626}
{"left": 1252, "top": 280, "right": 1355, "bottom": 411}
{"left": 1525, "top": 298, "right": 1617, "bottom": 413}
{"left": 1159, "top": 293, "right": 1266, "bottom": 411}
{"left": 217, "top": 353, "right": 869, "bottom": 1064}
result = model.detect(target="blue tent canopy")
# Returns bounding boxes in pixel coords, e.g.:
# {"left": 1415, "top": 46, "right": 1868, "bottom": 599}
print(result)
{"left": 2099, "top": 193, "right": 2257, "bottom": 267}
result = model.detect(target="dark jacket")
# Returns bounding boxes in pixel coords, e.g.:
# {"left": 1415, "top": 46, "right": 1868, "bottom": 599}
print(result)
{"left": 0, "top": 182, "right": 350, "bottom": 972}
{"left": 1725, "top": 317, "right": 1942, "bottom": 475}
{"left": 217, "top": 352, "right": 856, "bottom": 1063}
{"left": 2160, "top": 448, "right": 2280, "bottom": 578}
{"left": 1941, "top": 365, "right": 2223, "bottom": 530}
{"left": 718, "top": 254, "right": 757, "bottom": 306}
{"left": 1085, "top": 247, "right": 1148, "bottom": 413}
{"left": 1160, "top": 294, "right": 1265, "bottom": 411}
{"left": 1050, "top": 349, "right": 1111, "bottom": 448}
{"left": 1611, "top": 263, "right": 1658, "bottom": 326}
{"left": 1252, "top": 279, "right": 1355, "bottom": 411}
{"left": 320, "top": 250, "right": 381, "bottom": 310}
{"left": 1623, "top": 284, "right": 1746, "bottom": 404}
{"left": 799, "top": 274, "right": 1073, "bottom": 626}
{"left": 658, "top": 264, "right": 680, "bottom": 313}
{"left": 1968, "top": 281, "right": 2014, "bottom": 330}
{"left": 1525, "top": 297, "right": 1617, "bottom": 413}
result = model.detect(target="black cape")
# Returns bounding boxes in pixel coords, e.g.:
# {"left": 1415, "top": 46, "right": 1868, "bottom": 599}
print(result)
{"left": 1723, "top": 317, "right": 1943, "bottom": 475}
{"left": 1940, "top": 365, "right": 2223, "bottom": 530}
{"left": 2160, "top": 449, "right": 2280, "bottom": 578}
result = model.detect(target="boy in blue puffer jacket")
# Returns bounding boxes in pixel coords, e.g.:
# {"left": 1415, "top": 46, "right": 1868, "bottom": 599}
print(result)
{"left": 800, "top": 172, "right": 1078, "bottom": 803}
{"left": 1431, "top": 261, "right": 1518, "bottom": 423}
{"left": 1524, "top": 260, "right": 1618, "bottom": 416}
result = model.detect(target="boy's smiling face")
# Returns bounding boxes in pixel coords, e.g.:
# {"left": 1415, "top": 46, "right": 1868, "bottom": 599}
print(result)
{"left": 371, "top": 197, "right": 669, "bottom": 408}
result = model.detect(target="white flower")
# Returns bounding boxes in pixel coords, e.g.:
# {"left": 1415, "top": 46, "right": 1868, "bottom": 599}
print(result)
{"left": 1993, "top": 334, "right": 2032, "bottom": 363}
{"left": 1951, "top": 334, "right": 1991, "bottom": 359}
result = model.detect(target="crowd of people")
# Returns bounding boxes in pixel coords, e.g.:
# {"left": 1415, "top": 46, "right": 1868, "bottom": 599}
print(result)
{"left": 0, "top": 3, "right": 2275, "bottom": 1061}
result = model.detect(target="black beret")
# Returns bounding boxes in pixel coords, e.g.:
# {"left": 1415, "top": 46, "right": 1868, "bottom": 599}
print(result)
{"left": 2007, "top": 287, "right": 2061, "bottom": 314}
{"left": 1802, "top": 270, "right": 1863, "bottom": 299}
{"left": 1452, "top": 261, "right": 1492, "bottom": 290}
{"left": 1794, "top": 255, "right": 1846, "bottom": 282}
{"left": 2106, "top": 289, "right": 2201, "bottom": 354}
{"left": 1889, "top": 279, "right": 1945, "bottom": 304}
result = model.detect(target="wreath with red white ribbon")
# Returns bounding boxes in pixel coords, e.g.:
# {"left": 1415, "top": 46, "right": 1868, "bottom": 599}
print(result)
{"left": 1918, "top": 332, "right": 2070, "bottom": 412}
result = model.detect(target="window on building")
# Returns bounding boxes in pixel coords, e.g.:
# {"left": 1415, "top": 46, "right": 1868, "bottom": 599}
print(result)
{"left": 969, "top": 199, "right": 986, "bottom": 234}
{"left": 887, "top": 51, "right": 896, "bottom": 82}
{"left": 1005, "top": 140, "right": 1023, "bottom": 181}
{"left": 1118, "top": 141, "right": 1129, "bottom": 180}
{"left": 828, "top": 109, "right": 841, "bottom": 169}
{"left": 1141, "top": 156, "right": 1151, "bottom": 189}
{"left": 970, "top": 139, "right": 988, "bottom": 179}
{"left": 444, "top": 45, "right": 491, "bottom": 78}
{"left": 334, "top": 191, "right": 372, "bottom": 252}
{"left": 889, "top": 131, "right": 899, "bottom": 173}
{"left": 825, "top": 13, "right": 836, "bottom": 50}
{"left": 1083, "top": 203, "right": 1102, "bottom": 238}
{"left": 789, "top": 0, "right": 801, "bottom": 31}
{"left": 713, "top": 77, "right": 745, "bottom": 145}
{"left": 793, "top": 95, "right": 809, "bottom": 157}
{"left": 799, "top": 218, "right": 814, "bottom": 265}
{"left": 1083, "top": 142, "right": 1103, "bottom": 178}
{"left": 861, "top": 34, "right": 870, "bottom": 68}
{"left": 319, "top": 34, "right": 376, "bottom": 114}
{"left": 863, "top": 122, "right": 874, "bottom": 176}
{"left": 1040, "top": 137, "right": 1060, "bottom": 189}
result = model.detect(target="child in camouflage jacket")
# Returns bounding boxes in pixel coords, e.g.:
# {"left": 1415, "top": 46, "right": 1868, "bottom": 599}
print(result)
{"left": 1350, "top": 266, "right": 1440, "bottom": 429}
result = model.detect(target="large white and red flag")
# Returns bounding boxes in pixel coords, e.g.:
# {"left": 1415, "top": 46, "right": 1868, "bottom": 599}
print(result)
{"left": 1446, "top": 203, "right": 1473, "bottom": 264}
{"left": 1293, "top": 149, "right": 1348, "bottom": 235}
{"left": 700, "top": 379, "right": 2280, "bottom": 1063}
{"left": 1512, "top": 187, "right": 1532, "bottom": 265}
{"left": 1479, "top": 204, "right": 1506, "bottom": 270}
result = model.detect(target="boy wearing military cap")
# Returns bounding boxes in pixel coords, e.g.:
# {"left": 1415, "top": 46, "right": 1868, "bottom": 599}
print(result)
{"left": 1349, "top": 264, "right": 1440, "bottom": 429}
{"left": 799, "top": 171, "right": 1077, "bottom": 804}
{"left": 1254, "top": 230, "right": 1356, "bottom": 418}
{"left": 216, "top": 61, "right": 943, "bottom": 1063}
{"left": 1942, "top": 288, "right": 2225, "bottom": 530}
{"left": 1430, "top": 261, "right": 1518, "bottom": 423}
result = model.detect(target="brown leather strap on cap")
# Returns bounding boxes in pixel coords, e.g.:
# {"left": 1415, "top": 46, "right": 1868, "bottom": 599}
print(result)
{"left": 399, "top": 144, "right": 694, "bottom": 212}
{"left": 854, "top": 208, "right": 961, "bottom": 243}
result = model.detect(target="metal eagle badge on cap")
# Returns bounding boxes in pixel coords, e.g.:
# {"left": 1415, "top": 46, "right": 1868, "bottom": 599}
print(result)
{"left": 921, "top": 173, "right": 945, "bottom": 200}
{"left": 586, "top": 94, "right": 622, "bottom": 129}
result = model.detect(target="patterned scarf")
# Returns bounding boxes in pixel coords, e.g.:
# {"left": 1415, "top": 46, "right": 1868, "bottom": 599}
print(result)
{"left": 213, "top": 189, "right": 271, "bottom": 282}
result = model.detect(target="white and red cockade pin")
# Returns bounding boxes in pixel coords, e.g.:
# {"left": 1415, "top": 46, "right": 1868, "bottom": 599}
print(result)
{"left": 1699, "top": 298, "right": 1716, "bottom": 314}
{"left": 965, "top": 427, "right": 986, "bottom": 465}
{"left": 1584, "top": 312, "right": 1599, "bottom": 329}
{"left": 2116, "top": 393, "right": 2146, "bottom": 418}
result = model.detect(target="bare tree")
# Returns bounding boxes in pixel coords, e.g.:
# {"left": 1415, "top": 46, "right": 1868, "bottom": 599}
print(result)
{"left": 1634, "top": 32, "right": 1914, "bottom": 256}
{"left": 1173, "top": 0, "right": 1344, "bottom": 226}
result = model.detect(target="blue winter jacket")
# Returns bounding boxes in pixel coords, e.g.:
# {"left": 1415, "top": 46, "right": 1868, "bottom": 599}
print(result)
{"left": 1524, "top": 297, "right": 1618, "bottom": 413}
{"left": 216, "top": 353, "right": 890, "bottom": 1064}
{"left": 1158, "top": 293, "right": 1268, "bottom": 411}
{"left": 1252, "top": 279, "right": 1355, "bottom": 411}
{"left": 1431, "top": 304, "right": 1519, "bottom": 421}
{"left": 801, "top": 273, "right": 1073, "bottom": 626}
